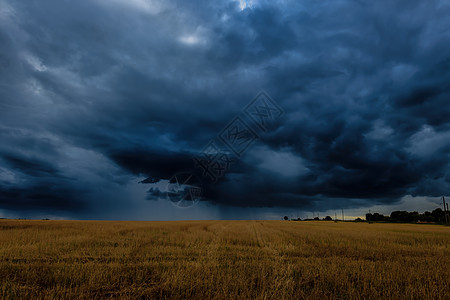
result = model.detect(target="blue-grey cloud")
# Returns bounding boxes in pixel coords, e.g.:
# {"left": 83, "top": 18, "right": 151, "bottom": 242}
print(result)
{"left": 0, "top": 0, "right": 449, "bottom": 218}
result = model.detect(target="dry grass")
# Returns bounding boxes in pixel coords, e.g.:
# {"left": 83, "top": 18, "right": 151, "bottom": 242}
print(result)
{"left": 0, "top": 219, "right": 449, "bottom": 299}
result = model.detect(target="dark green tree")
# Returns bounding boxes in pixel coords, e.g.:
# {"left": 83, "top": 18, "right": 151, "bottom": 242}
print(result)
{"left": 431, "top": 208, "right": 445, "bottom": 223}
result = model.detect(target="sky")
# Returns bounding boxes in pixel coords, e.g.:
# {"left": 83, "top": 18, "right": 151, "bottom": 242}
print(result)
{"left": 0, "top": 0, "right": 449, "bottom": 220}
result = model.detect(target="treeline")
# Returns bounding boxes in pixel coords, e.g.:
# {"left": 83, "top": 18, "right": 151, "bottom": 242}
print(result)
{"left": 366, "top": 208, "right": 446, "bottom": 223}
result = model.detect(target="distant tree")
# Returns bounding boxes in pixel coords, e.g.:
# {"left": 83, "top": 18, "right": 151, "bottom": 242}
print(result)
{"left": 419, "top": 211, "right": 434, "bottom": 222}
{"left": 355, "top": 217, "right": 362, "bottom": 222}
{"left": 283, "top": 216, "right": 289, "bottom": 221}
{"left": 366, "top": 209, "right": 445, "bottom": 224}
{"left": 366, "top": 212, "right": 392, "bottom": 222}
{"left": 372, "top": 213, "right": 385, "bottom": 222}
{"left": 324, "top": 216, "right": 332, "bottom": 221}
{"left": 313, "top": 217, "right": 320, "bottom": 220}
{"left": 390, "top": 211, "right": 419, "bottom": 222}
{"left": 431, "top": 208, "right": 445, "bottom": 223}
{"left": 390, "top": 211, "right": 407, "bottom": 222}
{"left": 409, "top": 211, "right": 420, "bottom": 223}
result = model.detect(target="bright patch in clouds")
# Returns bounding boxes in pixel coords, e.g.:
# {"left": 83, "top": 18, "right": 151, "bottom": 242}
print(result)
{"left": 252, "top": 147, "right": 309, "bottom": 177}
{"left": 236, "top": 0, "right": 256, "bottom": 10}
{"left": 23, "top": 53, "right": 47, "bottom": 72}
{"left": 179, "top": 35, "right": 201, "bottom": 45}
{"left": 408, "top": 125, "right": 450, "bottom": 157}
{"left": 179, "top": 27, "right": 208, "bottom": 46}
{"left": 100, "top": 0, "right": 166, "bottom": 14}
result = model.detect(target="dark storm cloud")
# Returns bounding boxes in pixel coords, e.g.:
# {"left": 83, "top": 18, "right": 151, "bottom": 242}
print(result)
{"left": 1, "top": 0, "right": 450, "bottom": 217}
{"left": 0, "top": 184, "right": 86, "bottom": 212}
{"left": 111, "top": 148, "right": 194, "bottom": 179}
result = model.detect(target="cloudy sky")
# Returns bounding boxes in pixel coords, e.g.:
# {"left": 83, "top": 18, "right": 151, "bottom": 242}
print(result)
{"left": 1, "top": 0, "right": 449, "bottom": 220}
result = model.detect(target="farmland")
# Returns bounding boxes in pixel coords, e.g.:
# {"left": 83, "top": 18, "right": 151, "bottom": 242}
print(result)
{"left": 0, "top": 220, "right": 449, "bottom": 299}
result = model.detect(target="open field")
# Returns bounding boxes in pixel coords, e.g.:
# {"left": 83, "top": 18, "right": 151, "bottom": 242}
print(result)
{"left": 0, "top": 220, "right": 449, "bottom": 299}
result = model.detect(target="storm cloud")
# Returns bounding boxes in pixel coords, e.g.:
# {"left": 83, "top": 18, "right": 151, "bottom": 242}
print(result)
{"left": 0, "top": 0, "right": 449, "bottom": 219}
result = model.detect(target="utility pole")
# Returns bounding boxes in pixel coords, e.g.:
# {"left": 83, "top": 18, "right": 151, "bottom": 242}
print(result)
{"left": 335, "top": 212, "right": 337, "bottom": 221}
{"left": 342, "top": 208, "right": 344, "bottom": 222}
{"left": 445, "top": 203, "right": 450, "bottom": 224}
{"left": 443, "top": 196, "right": 449, "bottom": 225}
{"left": 443, "top": 196, "right": 447, "bottom": 224}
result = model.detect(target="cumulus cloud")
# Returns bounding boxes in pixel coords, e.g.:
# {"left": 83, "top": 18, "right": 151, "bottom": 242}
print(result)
{"left": 0, "top": 0, "right": 449, "bottom": 218}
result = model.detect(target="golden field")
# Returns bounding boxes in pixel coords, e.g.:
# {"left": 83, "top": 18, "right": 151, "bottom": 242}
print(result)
{"left": 0, "top": 219, "right": 449, "bottom": 299}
